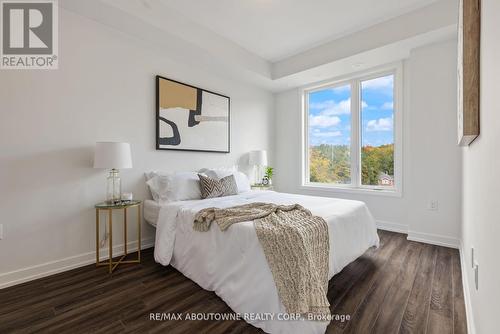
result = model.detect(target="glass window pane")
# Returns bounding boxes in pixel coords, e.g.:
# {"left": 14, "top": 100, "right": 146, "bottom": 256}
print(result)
{"left": 308, "top": 84, "right": 351, "bottom": 184}
{"left": 361, "top": 75, "right": 395, "bottom": 187}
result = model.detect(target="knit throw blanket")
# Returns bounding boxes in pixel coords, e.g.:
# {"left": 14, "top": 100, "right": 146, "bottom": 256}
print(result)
{"left": 193, "top": 202, "right": 330, "bottom": 317}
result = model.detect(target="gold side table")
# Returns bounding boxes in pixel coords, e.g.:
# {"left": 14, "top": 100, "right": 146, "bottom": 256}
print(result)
{"left": 95, "top": 200, "right": 142, "bottom": 274}
{"left": 250, "top": 184, "right": 274, "bottom": 191}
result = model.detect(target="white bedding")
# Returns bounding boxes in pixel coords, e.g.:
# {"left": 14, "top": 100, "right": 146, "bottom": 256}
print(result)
{"left": 153, "top": 190, "right": 379, "bottom": 334}
{"left": 144, "top": 199, "right": 161, "bottom": 227}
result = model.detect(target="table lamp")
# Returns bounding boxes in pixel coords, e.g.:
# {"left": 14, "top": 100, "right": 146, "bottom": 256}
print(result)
{"left": 93, "top": 142, "right": 132, "bottom": 204}
{"left": 249, "top": 150, "right": 268, "bottom": 185}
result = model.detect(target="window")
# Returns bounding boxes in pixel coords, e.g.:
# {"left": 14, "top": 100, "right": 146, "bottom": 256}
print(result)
{"left": 303, "top": 67, "right": 401, "bottom": 194}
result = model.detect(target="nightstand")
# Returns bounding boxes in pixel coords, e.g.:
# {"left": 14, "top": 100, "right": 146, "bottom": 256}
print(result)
{"left": 251, "top": 184, "right": 274, "bottom": 191}
{"left": 95, "top": 200, "right": 141, "bottom": 274}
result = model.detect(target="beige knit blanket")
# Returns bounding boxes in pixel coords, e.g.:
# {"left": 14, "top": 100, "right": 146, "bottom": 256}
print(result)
{"left": 193, "top": 202, "right": 330, "bottom": 316}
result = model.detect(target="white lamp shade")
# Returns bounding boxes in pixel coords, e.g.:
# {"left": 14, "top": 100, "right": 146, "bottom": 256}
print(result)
{"left": 249, "top": 150, "right": 268, "bottom": 166}
{"left": 93, "top": 142, "right": 132, "bottom": 169}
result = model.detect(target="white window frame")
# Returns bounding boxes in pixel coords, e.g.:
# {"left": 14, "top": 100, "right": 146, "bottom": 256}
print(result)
{"left": 301, "top": 62, "right": 403, "bottom": 197}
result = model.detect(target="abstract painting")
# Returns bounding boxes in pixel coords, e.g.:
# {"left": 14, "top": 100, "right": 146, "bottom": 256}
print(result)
{"left": 156, "top": 75, "right": 230, "bottom": 153}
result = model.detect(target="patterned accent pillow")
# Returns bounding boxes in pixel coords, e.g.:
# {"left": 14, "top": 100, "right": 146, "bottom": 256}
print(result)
{"left": 198, "top": 174, "right": 238, "bottom": 199}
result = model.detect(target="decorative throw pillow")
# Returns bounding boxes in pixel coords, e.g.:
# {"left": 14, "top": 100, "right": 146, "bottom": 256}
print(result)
{"left": 201, "top": 169, "right": 251, "bottom": 193}
{"left": 198, "top": 174, "right": 238, "bottom": 199}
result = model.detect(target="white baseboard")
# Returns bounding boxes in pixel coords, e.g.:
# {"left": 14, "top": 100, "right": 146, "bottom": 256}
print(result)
{"left": 407, "top": 230, "right": 460, "bottom": 249}
{"left": 376, "top": 221, "right": 461, "bottom": 249}
{"left": 376, "top": 220, "right": 408, "bottom": 234}
{"left": 459, "top": 240, "right": 476, "bottom": 334}
{"left": 0, "top": 238, "right": 155, "bottom": 290}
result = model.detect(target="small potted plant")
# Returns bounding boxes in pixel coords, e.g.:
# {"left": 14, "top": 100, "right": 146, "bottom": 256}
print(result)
{"left": 263, "top": 167, "right": 274, "bottom": 186}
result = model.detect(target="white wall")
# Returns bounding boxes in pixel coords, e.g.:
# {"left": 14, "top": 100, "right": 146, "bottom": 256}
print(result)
{"left": 461, "top": 0, "right": 500, "bottom": 333}
{"left": 0, "top": 8, "right": 274, "bottom": 286}
{"left": 274, "top": 39, "right": 461, "bottom": 245}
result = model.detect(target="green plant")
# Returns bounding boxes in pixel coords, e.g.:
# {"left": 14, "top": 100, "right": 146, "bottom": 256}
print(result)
{"left": 265, "top": 167, "right": 274, "bottom": 180}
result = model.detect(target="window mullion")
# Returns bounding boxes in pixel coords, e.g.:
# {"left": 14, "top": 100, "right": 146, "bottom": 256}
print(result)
{"left": 303, "top": 92, "right": 309, "bottom": 185}
{"left": 351, "top": 80, "right": 360, "bottom": 188}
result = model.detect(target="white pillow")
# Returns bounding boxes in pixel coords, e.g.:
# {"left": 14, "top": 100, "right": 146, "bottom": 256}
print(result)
{"left": 204, "top": 169, "right": 251, "bottom": 193}
{"left": 146, "top": 172, "right": 202, "bottom": 202}
{"left": 144, "top": 170, "right": 174, "bottom": 181}
{"left": 144, "top": 171, "right": 171, "bottom": 200}
{"left": 146, "top": 174, "right": 170, "bottom": 201}
{"left": 144, "top": 171, "right": 156, "bottom": 181}
{"left": 234, "top": 172, "right": 251, "bottom": 192}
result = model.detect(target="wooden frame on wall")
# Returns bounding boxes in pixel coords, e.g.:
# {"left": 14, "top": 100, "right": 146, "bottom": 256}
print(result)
{"left": 457, "top": 0, "right": 480, "bottom": 146}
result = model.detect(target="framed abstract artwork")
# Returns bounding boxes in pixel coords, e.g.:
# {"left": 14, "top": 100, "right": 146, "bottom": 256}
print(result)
{"left": 457, "top": 0, "right": 480, "bottom": 146}
{"left": 156, "top": 75, "right": 230, "bottom": 153}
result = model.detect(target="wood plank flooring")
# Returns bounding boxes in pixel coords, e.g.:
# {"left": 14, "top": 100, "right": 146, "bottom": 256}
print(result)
{"left": 0, "top": 231, "right": 467, "bottom": 334}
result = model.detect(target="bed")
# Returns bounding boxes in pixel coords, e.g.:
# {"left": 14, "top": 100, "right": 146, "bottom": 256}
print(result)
{"left": 145, "top": 189, "right": 379, "bottom": 334}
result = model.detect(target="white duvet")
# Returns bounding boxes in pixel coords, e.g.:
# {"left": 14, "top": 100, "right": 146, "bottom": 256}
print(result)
{"left": 153, "top": 191, "right": 379, "bottom": 334}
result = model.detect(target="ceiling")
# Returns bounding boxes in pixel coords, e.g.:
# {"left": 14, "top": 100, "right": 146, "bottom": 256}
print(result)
{"left": 158, "top": 0, "right": 440, "bottom": 62}
{"left": 63, "top": 0, "right": 455, "bottom": 91}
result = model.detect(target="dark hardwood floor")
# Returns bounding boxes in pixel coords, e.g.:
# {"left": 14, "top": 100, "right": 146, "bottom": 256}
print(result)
{"left": 0, "top": 230, "right": 467, "bottom": 334}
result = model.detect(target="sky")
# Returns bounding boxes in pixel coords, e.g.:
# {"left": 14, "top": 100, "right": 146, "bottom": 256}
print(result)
{"left": 308, "top": 75, "right": 394, "bottom": 147}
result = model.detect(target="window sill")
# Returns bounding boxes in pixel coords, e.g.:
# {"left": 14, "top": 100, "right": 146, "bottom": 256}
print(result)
{"left": 299, "top": 184, "right": 402, "bottom": 198}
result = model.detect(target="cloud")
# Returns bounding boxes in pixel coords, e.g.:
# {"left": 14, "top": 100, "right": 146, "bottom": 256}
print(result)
{"left": 366, "top": 117, "right": 393, "bottom": 132}
{"left": 363, "top": 100, "right": 384, "bottom": 111}
{"left": 362, "top": 75, "right": 393, "bottom": 90}
{"left": 309, "top": 115, "right": 341, "bottom": 127}
{"left": 312, "top": 130, "right": 342, "bottom": 138}
{"left": 310, "top": 98, "right": 350, "bottom": 116}
{"left": 381, "top": 102, "right": 393, "bottom": 110}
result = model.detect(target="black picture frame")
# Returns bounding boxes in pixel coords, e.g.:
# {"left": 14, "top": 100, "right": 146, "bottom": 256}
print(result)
{"left": 155, "top": 75, "right": 230, "bottom": 153}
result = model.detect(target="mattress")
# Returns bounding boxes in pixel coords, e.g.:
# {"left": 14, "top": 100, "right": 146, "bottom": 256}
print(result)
{"left": 144, "top": 199, "right": 161, "bottom": 227}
